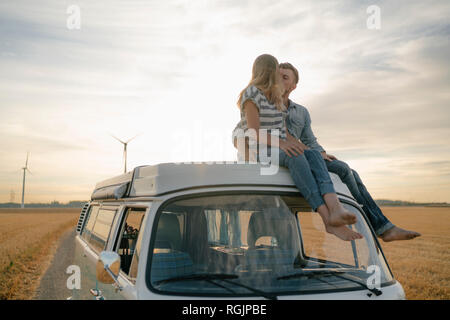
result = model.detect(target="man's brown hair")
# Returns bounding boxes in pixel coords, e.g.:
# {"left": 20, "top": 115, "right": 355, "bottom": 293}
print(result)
{"left": 279, "top": 62, "right": 299, "bottom": 84}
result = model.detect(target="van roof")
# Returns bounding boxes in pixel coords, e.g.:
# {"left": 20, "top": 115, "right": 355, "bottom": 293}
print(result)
{"left": 91, "top": 162, "right": 354, "bottom": 201}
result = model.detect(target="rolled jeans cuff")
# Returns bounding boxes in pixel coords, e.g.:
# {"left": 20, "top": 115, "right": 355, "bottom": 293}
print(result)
{"left": 375, "top": 221, "right": 395, "bottom": 236}
{"left": 308, "top": 192, "right": 325, "bottom": 212}
{"left": 319, "top": 182, "right": 335, "bottom": 196}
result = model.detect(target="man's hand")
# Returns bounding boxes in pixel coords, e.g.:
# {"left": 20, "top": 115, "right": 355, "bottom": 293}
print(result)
{"left": 279, "top": 139, "right": 308, "bottom": 157}
{"left": 321, "top": 152, "right": 337, "bottom": 161}
{"left": 285, "top": 132, "right": 310, "bottom": 156}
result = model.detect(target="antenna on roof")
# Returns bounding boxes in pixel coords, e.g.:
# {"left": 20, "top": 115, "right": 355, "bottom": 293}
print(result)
{"left": 110, "top": 134, "right": 140, "bottom": 173}
{"left": 21, "top": 152, "right": 32, "bottom": 208}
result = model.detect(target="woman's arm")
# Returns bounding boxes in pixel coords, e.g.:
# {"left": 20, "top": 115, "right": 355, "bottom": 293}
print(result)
{"left": 244, "top": 100, "right": 304, "bottom": 157}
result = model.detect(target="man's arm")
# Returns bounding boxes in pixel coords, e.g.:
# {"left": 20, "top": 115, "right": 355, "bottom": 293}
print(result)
{"left": 301, "top": 108, "right": 338, "bottom": 161}
{"left": 287, "top": 127, "right": 336, "bottom": 160}
{"left": 301, "top": 108, "right": 325, "bottom": 153}
{"left": 286, "top": 131, "right": 309, "bottom": 149}
{"left": 287, "top": 104, "right": 338, "bottom": 161}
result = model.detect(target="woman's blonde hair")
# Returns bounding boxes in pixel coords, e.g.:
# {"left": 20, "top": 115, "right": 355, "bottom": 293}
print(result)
{"left": 237, "top": 54, "right": 285, "bottom": 111}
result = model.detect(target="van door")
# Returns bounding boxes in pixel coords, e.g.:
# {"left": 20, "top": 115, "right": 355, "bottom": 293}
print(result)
{"left": 73, "top": 204, "right": 121, "bottom": 300}
{"left": 94, "top": 205, "right": 150, "bottom": 300}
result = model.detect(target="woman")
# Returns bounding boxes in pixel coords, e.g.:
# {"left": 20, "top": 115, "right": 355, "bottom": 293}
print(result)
{"left": 233, "top": 54, "right": 362, "bottom": 241}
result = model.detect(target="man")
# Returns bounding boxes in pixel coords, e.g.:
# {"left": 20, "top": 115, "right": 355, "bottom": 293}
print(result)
{"left": 279, "top": 62, "right": 421, "bottom": 242}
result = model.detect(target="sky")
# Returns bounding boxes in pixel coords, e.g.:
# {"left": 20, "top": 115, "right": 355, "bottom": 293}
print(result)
{"left": 0, "top": 0, "right": 449, "bottom": 203}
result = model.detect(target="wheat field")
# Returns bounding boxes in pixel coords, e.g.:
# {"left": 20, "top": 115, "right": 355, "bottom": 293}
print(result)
{"left": 0, "top": 208, "right": 79, "bottom": 300}
{"left": 378, "top": 206, "right": 450, "bottom": 300}
{"left": 0, "top": 206, "right": 448, "bottom": 300}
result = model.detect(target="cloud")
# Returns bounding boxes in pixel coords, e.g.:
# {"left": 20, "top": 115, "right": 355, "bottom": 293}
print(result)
{"left": 0, "top": 0, "right": 449, "bottom": 202}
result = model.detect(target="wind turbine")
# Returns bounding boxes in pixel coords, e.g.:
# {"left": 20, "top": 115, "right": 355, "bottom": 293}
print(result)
{"left": 21, "top": 152, "right": 32, "bottom": 208}
{"left": 111, "top": 134, "right": 139, "bottom": 173}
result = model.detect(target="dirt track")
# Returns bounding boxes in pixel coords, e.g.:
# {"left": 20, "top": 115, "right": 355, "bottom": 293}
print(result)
{"left": 33, "top": 228, "right": 77, "bottom": 300}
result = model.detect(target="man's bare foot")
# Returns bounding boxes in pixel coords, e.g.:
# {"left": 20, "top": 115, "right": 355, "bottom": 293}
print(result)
{"left": 380, "top": 226, "right": 421, "bottom": 242}
{"left": 326, "top": 225, "right": 363, "bottom": 241}
{"left": 328, "top": 206, "right": 357, "bottom": 227}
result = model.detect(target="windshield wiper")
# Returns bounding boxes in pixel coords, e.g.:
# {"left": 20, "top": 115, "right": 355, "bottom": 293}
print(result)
{"left": 154, "top": 273, "right": 277, "bottom": 300}
{"left": 277, "top": 270, "right": 382, "bottom": 296}
{"left": 277, "top": 269, "right": 346, "bottom": 280}
{"left": 331, "top": 272, "right": 383, "bottom": 296}
{"left": 220, "top": 278, "right": 278, "bottom": 300}
{"left": 154, "top": 273, "right": 238, "bottom": 285}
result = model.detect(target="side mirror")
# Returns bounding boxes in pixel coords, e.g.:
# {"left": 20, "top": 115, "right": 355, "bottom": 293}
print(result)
{"left": 96, "top": 251, "right": 121, "bottom": 284}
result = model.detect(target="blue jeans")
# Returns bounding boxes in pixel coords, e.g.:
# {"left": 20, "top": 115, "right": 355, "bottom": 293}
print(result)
{"left": 279, "top": 149, "right": 335, "bottom": 211}
{"left": 325, "top": 159, "right": 395, "bottom": 236}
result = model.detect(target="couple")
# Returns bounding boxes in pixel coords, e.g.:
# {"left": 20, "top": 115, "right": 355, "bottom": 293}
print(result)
{"left": 232, "top": 54, "right": 421, "bottom": 242}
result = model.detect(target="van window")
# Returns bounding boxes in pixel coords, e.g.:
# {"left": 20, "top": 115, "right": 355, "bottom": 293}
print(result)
{"left": 149, "top": 195, "right": 302, "bottom": 295}
{"left": 296, "top": 210, "right": 358, "bottom": 266}
{"left": 81, "top": 205, "right": 99, "bottom": 242}
{"left": 148, "top": 194, "right": 393, "bottom": 297}
{"left": 116, "top": 208, "right": 147, "bottom": 282}
{"left": 89, "top": 208, "right": 117, "bottom": 253}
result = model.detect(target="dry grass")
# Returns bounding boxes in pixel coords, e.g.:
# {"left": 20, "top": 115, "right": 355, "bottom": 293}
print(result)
{"left": 0, "top": 208, "right": 79, "bottom": 300}
{"left": 379, "top": 206, "right": 450, "bottom": 300}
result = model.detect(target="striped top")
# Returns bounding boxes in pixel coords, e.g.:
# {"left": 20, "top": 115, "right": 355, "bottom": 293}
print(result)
{"left": 232, "top": 85, "right": 287, "bottom": 161}
{"left": 232, "top": 85, "right": 287, "bottom": 140}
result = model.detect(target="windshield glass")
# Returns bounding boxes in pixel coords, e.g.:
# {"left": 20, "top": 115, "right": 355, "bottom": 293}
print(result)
{"left": 148, "top": 194, "right": 393, "bottom": 297}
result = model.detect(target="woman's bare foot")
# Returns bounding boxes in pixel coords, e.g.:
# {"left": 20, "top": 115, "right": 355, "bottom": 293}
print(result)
{"left": 380, "top": 226, "right": 421, "bottom": 242}
{"left": 327, "top": 206, "right": 357, "bottom": 227}
{"left": 326, "top": 225, "right": 364, "bottom": 241}
{"left": 323, "top": 193, "right": 357, "bottom": 227}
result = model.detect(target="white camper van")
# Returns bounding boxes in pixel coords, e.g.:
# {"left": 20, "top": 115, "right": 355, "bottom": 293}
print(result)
{"left": 73, "top": 162, "right": 406, "bottom": 300}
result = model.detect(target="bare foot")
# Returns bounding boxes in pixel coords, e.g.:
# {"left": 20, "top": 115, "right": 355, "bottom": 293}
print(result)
{"left": 326, "top": 225, "right": 363, "bottom": 241}
{"left": 380, "top": 226, "right": 421, "bottom": 242}
{"left": 328, "top": 206, "right": 357, "bottom": 227}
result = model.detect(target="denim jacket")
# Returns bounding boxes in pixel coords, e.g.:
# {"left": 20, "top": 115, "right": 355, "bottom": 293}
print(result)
{"left": 286, "top": 100, "right": 325, "bottom": 153}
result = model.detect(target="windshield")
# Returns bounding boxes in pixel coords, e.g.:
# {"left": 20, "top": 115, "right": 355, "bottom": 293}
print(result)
{"left": 148, "top": 194, "right": 393, "bottom": 297}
